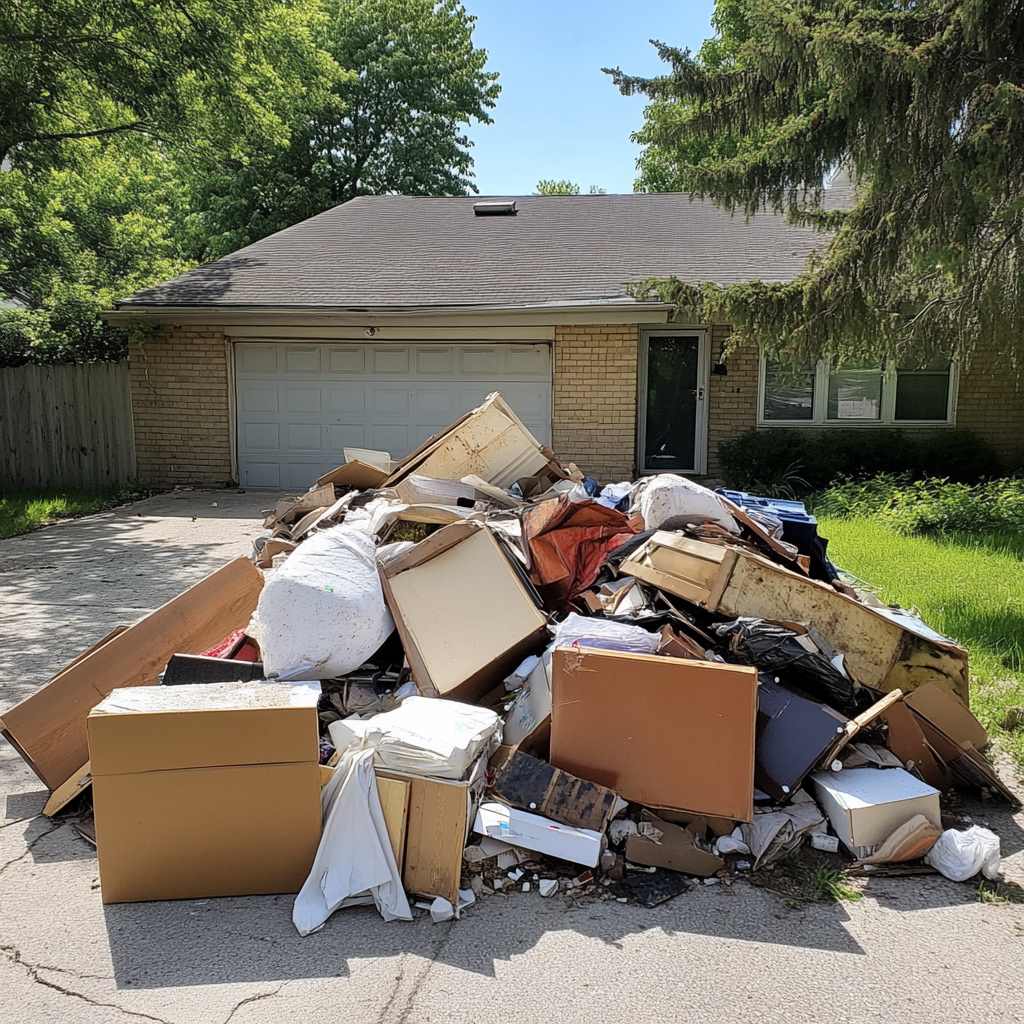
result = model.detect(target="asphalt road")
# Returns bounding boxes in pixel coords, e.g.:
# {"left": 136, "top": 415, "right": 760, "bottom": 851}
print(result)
{"left": 2, "top": 490, "right": 1023, "bottom": 1024}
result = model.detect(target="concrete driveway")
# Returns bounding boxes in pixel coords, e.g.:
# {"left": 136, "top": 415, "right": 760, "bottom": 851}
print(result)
{"left": 2, "top": 490, "right": 1024, "bottom": 1024}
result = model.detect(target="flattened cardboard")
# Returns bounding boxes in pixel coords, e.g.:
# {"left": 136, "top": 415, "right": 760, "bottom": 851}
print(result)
{"left": 905, "top": 682, "right": 988, "bottom": 751}
{"left": 550, "top": 648, "right": 757, "bottom": 821}
{"left": 624, "top": 811, "right": 724, "bottom": 877}
{"left": 622, "top": 532, "right": 969, "bottom": 703}
{"left": 42, "top": 761, "right": 92, "bottom": 817}
{"left": 491, "top": 750, "right": 622, "bottom": 831}
{"left": 89, "top": 682, "right": 321, "bottom": 904}
{"left": 381, "top": 521, "right": 548, "bottom": 703}
{"left": 0, "top": 557, "right": 263, "bottom": 791}
{"left": 315, "top": 460, "right": 389, "bottom": 491}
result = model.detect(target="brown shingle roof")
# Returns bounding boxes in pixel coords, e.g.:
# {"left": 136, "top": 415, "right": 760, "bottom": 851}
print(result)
{"left": 121, "top": 191, "right": 845, "bottom": 310}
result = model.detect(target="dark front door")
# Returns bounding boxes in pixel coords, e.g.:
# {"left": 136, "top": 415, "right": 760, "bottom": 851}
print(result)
{"left": 642, "top": 334, "right": 702, "bottom": 473}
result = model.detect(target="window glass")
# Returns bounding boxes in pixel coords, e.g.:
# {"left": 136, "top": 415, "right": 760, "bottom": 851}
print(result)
{"left": 895, "top": 363, "right": 950, "bottom": 421}
{"left": 763, "top": 359, "right": 815, "bottom": 421}
{"left": 827, "top": 361, "right": 882, "bottom": 420}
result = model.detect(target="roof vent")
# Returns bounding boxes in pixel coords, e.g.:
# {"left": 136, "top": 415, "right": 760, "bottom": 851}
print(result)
{"left": 473, "top": 200, "right": 517, "bottom": 217}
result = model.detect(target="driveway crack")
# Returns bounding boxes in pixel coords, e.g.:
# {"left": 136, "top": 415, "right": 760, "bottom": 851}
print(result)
{"left": 1, "top": 942, "right": 172, "bottom": 1024}
{"left": 221, "top": 981, "right": 289, "bottom": 1024}
{"left": 0, "top": 821, "right": 64, "bottom": 876}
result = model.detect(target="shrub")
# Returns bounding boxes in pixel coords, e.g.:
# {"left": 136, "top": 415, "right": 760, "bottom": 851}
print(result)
{"left": 718, "top": 428, "right": 1001, "bottom": 493}
{"left": 810, "top": 475, "right": 1024, "bottom": 537}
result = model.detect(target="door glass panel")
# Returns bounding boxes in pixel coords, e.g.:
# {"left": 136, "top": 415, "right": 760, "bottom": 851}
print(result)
{"left": 644, "top": 335, "right": 699, "bottom": 471}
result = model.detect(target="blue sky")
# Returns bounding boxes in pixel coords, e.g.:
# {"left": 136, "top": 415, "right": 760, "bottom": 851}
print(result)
{"left": 463, "top": 0, "right": 716, "bottom": 195}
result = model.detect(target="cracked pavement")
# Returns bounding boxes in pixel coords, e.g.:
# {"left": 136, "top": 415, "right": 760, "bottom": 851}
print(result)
{"left": 3, "top": 489, "right": 1024, "bottom": 1024}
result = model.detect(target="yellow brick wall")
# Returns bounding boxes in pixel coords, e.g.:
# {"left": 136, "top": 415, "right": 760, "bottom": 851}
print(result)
{"left": 552, "top": 324, "right": 639, "bottom": 479}
{"left": 128, "top": 326, "right": 233, "bottom": 487}
{"left": 954, "top": 341, "right": 1024, "bottom": 468}
{"left": 706, "top": 326, "right": 757, "bottom": 478}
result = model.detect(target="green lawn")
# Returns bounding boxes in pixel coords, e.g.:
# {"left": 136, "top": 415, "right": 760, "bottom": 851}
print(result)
{"left": 820, "top": 517, "right": 1024, "bottom": 765}
{"left": 0, "top": 489, "right": 132, "bottom": 539}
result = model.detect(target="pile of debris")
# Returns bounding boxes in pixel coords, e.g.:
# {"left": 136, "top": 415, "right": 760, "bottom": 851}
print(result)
{"left": 1, "top": 392, "right": 1014, "bottom": 928}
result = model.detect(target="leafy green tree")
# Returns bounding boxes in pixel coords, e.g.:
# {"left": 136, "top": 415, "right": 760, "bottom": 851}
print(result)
{"left": 0, "top": 0, "right": 338, "bottom": 363}
{"left": 535, "top": 180, "right": 607, "bottom": 196}
{"left": 607, "top": 1, "right": 1024, "bottom": 366}
{"left": 190, "top": 0, "right": 500, "bottom": 257}
{"left": 536, "top": 179, "right": 580, "bottom": 195}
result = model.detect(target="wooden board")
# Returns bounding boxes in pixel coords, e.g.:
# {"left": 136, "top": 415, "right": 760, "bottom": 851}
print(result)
{"left": 385, "top": 775, "right": 468, "bottom": 906}
{"left": 377, "top": 777, "right": 410, "bottom": 874}
{"left": 0, "top": 558, "right": 262, "bottom": 791}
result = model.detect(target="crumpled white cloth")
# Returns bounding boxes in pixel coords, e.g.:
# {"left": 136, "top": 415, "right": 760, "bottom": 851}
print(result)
{"left": 293, "top": 748, "right": 411, "bottom": 935}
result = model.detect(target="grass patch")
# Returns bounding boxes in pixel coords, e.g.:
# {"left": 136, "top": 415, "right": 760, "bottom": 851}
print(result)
{"left": 977, "top": 880, "right": 1024, "bottom": 905}
{"left": 813, "top": 867, "right": 863, "bottom": 903}
{"left": 0, "top": 488, "right": 139, "bottom": 539}
{"left": 820, "top": 516, "right": 1024, "bottom": 765}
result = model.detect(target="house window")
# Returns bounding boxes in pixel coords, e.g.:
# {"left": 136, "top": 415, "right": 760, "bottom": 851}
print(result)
{"left": 759, "top": 354, "right": 956, "bottom": 426}
{"left": 763, "top": 360, "right": 815, "bottom": 421}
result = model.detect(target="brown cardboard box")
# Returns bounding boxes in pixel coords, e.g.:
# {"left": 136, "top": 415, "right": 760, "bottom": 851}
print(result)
{"left": 622, "top": 532, "right": 969, "bottom": 703}
{"left": 0, "top": 557, "right": 263, "bottom": 792}
{"left": 624, "top": 811, "right": 724, "bottom": 877}
{"left": 88, "top": 681, "right": 321, "bottom": 904}
{"left": 550, "top": 648, "right": 757, "bottom": 821}
{"left": 380, "top": 521, "right": 548, "bottom": 703}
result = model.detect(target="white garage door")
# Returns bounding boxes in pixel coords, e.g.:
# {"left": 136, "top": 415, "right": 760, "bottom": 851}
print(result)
{"left": 234, "top": 340, "right": 552, "bottom": 489}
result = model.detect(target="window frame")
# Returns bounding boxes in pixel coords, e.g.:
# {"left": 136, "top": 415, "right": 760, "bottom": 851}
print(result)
{"left": 757, "top": 352, "right": 958, "bottom": 428}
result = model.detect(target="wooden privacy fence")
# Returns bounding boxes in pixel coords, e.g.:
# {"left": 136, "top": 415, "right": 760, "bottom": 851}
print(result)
{"left": 0, "top": 361, "right": 135, "bottom": 490}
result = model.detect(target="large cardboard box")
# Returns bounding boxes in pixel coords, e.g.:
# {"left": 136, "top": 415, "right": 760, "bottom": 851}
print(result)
{"left": 550, "top": 648, "right": 757, "bottom": 821}
{"left": 381, "top": 521, "right": 548, "bottom": 703}
{"left": 809, "top": 767, "right": 941, "bottom": 857}
{"left": 88, "top": 681, "right": 321, "bottom": 904}
{"left": 622, "top": 532, "right": 969, "bottom": 703}
{"left": 0, "top": 558, "right": 263, "bottom": 792}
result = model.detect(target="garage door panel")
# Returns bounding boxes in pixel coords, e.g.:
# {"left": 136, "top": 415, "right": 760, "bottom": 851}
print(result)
{"left": 283, "top": 346, "right": 322, "bottom": 374}
{"left": 243, "top": 422, "right": 280, "bottom": 450}
{"left": 323, "top": 382, "right": 366, "bottom": 417}
{"left": 414, "top": 346, "right": 456, "bottom": 375}
{"left": 235, "top": 341, "right": 551, "bottom": 488}
{"left": 371, "top": 347, "right": 412, "bottom": 375}
{"left": 325, "top": 346, "right": 366, "bottom": 374}
{"left": 284, "top": 424, "right": 323, "bottom": 452}
{"left": 236, "top": 344, "right": 278, "bottom": 373}
{"left": 283, "top": 386, "right": 322, "bottom": 414}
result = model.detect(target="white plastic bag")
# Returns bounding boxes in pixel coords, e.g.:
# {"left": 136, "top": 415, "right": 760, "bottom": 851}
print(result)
{"left": 250, "top": 524, "right": 393, "bottom": 680}
{"left": 924, "top": 826, "right": 1002, "bottom": 882}
{"left": 633, "top": 474, "right": 739, "bottom": 534}
{"left": 329, "top": 696, "right": 500, "bottom": 780}
{"left": 293, "top": 748, "right": 411, "bottom": 935}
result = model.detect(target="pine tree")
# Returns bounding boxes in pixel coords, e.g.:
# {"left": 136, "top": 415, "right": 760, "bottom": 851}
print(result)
{"left": 606, "top": 1, "right": 1024, "bottom": 368}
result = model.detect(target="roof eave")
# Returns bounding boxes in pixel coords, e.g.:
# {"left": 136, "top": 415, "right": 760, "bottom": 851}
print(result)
{"left": 102, "top": 299, "right": 675, "bottom": 328}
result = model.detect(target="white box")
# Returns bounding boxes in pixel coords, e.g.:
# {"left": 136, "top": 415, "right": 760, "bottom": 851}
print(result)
{"left": 809, "top": 768, "right": 941, "bottom": 857}
{"left": 473, "top": 801, "right": 603, "bottom": 867}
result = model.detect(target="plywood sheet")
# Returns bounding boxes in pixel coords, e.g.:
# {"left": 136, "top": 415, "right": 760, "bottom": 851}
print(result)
{"left": 400, "top": 776, "right": 468, "bottom": 905}
{"left": 0, "top": 558, "right": 263, "bottom": 791}
{"left": 377, "top": 776, "right": 410, "bottom": 873}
